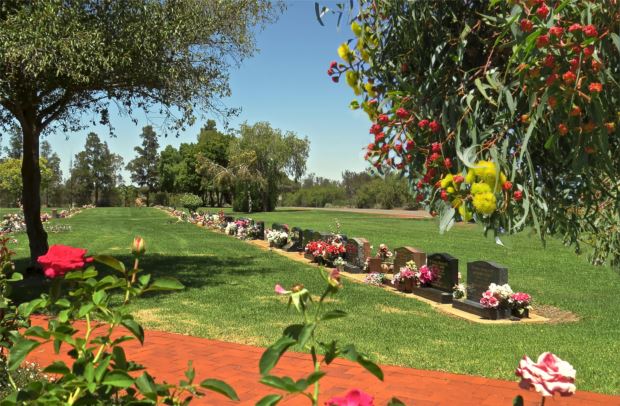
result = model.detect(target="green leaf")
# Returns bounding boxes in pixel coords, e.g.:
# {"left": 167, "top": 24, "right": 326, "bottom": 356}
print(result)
{"left": 513, "top": 395, "right": 524, "bottom": 406}
{"left": 102, "top": 370, "right": 134, "bottom": 388}
{"left": 259, "top": 336, "right": 296, "bottom": 375}
{"left": 95, "top": 355, "right": 111, "bottom": 382}
{"left": 388, "top": 398, "right": 406, "bottom": 406}
{"left": 259, "top": 375, "right": 297, "bottom": 392}
{"left": 136, "top": 373, "right": 158, "bottom": 401}
{"left": 9, "top": 338, "right": 40, "bottom": 370}
{"left": 112, "top": 346, "right": 128, "bottom": 370}
{"left": 94, "top": 255, "right": 126, "bottom": 273}
{"left": 147, "top": 277, "right": 184, "bottom": 291}
{"left": 321, "top": 310, "right": 347, "bottom": 321}
{"left": 611, "top": 33, "right": 620, "bottom": 54}
{"left": 298, "top": 323, "right": 316, "bottom": 348}
{"left": 42, "top": 361, "right": 70, "bottom": 375}
{"left": 92, "top": 290, "right": 107, "bottom": 306}
{"left": 121, "top": 318, "right": 145, "bottom": 344}
{"left": 200, "top": 379, "right": 239, "bottom": 401}
{"left": 256, "top": 394, "right": 282, "bottom": 406}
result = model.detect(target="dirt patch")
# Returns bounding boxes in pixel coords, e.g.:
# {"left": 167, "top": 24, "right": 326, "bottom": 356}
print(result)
{"left": 535, "top": 305, "right": 580, "bottom": 323}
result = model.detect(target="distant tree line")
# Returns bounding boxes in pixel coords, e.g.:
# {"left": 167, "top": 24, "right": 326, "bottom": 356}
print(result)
{"left": 0, "top": 121, "right": 310, "bottom": 213}
{"left": 282, "top": 170, "right": 419, "bottom": 210}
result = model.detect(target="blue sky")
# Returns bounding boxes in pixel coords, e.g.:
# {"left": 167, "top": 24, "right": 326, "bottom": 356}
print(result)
{"left": 1, "top": 1, "right": 371, "bottom": 182}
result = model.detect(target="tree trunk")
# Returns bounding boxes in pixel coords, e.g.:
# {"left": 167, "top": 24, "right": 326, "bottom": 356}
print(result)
{"left": 146, "top": 191, "right": 150, "bottom": 207}
{"left": 21, "top": 122, "right": 49, "bottom": 266}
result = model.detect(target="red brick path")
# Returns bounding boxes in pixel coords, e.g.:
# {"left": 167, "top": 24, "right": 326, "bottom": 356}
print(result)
{"left": 27, "top": 317, "right": 619, "bottom": 406}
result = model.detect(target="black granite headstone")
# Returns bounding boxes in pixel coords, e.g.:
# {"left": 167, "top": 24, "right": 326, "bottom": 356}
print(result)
{"left": 255, "top": 221, "right": 265, "bottom": 240}
{"left": 452, "top": 261, "right": 509, "bottom": 319}
{"left": 284, "top": 227, "right": 303, "bottom": 252}
{"left": 427, "top": 253, "right": 459, "bottom": 292}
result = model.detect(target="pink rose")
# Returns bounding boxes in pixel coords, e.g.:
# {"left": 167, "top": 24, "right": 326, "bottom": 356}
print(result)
{"left": 325, "top": 389, "right": 374, "bottom": 406}
{"left": 516, "top": 353, "right": 576, "bottom": 397}
{"left": 488, "top": 296, "right": 499, "bottom": 308}
{"left": 482, "top": 290, "right": 494, "bottom": 299}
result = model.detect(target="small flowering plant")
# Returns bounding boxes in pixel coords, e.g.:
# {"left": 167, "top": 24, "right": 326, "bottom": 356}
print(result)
{"left": 304, "top": 238, "right": 346, "bottom": 263}
{"left": 333, "top": 256, "right": 346, "bottom": 270}
{"left": 453, "top": 283, "right": 466, "bottom": 299}
{"left": 392, "top": 264, "right": 416, "bottom": 285}
{"left": 480, "top": 283, "right": 513, "bottom": 309}
{"left": 266, "top": 269, "right": 393, "bottom": 406}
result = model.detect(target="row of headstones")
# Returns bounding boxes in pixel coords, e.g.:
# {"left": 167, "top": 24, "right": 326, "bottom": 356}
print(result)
{"left": 223, "top": 216, "right": 510, "bottom": 319}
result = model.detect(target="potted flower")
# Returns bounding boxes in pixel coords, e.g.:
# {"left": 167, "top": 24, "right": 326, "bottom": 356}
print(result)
{"left": 479, "top": 283, "right": 514, "bottom": 319}
{"left": 414, "top": 264, "right": 439, "bottom": 287}
{"left": 392, "top": 263, "right": 416, "bottom": 293}
{"left": 509, "top": 292, "right": 532, "bottom": 318}
{"left": 363, "top": 272, "right": 386, "bottom": 286}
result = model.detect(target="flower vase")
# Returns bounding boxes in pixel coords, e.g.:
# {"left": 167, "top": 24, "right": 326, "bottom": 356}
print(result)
{"left": 511, "top": 308, "right": 530, "bottom": 319}
{"left": 396, "top": 279, "right": 414, "bottom": 293}
{"left": 485, "top": 307, "right": 509, "bottom": 320}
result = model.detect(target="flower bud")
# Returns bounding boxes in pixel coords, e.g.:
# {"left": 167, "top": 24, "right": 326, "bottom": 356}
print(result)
{"left": 132, "top": 236, "right": 146, "bottom": 257}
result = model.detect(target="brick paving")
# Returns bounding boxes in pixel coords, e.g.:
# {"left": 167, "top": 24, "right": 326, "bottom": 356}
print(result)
{"left": 27, "top": 317, "right": 619, "bottom": 406}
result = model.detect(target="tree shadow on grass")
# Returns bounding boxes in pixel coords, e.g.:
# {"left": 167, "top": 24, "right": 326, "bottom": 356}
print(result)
{"left": 10, "top": 251, "right": 277, "bottom": 304}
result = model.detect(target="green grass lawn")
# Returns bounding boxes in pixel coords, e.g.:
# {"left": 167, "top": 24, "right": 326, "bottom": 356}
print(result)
{"left": 6, "top": 207, "right": 620, "bottom": 395}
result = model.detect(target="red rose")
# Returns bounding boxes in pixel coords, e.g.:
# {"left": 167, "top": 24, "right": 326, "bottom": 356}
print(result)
{"left": 418, "top": 119, "right": 429, "bottom": 129}
{"left": 514, "top": 190, "right": 523, "bottom": 201}
{"left": 536, "top": 3, "right": 549, "bottom": 18}
{"left": 502, "top": 181, "right": 513, "bottom": 191}
{"left": 582, "top": 24, "right": 598, "bottom": 37}
{"left": 38, "top": 245, "right": 94, "bottom": 279}
{"left": 548, "top": 26, "right": 563, "bottom": 37}
{"left": 377, "top": 114, "right": 390, "bottom": 124}
{"left": 431, "top": 142, "right": 442, "bottom": 153}
{"left": 396, "top": 107, "right": 409, "bottom": 119}
{"left": 536, "top": 35, "right": 549, "bottom": 48}
{"left": 562, "top": 71, "right": 576, "bottom": 84}
{"left": 568, "top": 23, "right": 582, "bottom": 33}
{"left": 429, "top": 120, "right": 440, "bottom": 133}
{"left": 588, "top": 82, "right": 602, "bottom": 93}
{"left": 429, "top": 152, "right": 441, "bottom": 162}
{"left": 520, "top": 19, "right": 533, "bottom": 32}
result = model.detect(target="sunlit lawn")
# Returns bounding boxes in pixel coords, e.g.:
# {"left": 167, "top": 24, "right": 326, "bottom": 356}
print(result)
{"left": 6, "top": 207, "right": 620, "bottom": 394}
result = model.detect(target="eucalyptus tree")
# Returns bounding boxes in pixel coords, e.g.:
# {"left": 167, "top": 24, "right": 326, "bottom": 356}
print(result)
{"left": 0, "top": 0, "right": 279, "bottom": 263}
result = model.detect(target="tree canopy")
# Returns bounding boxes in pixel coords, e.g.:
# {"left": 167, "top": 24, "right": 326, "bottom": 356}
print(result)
{"left": 0, "top": 0, "right": 279, "bottom": 263}
{"left": 321, "top": 0, "right": 620, "bottom": 266}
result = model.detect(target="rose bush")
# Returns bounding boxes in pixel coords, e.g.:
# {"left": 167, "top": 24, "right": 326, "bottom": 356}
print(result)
{"left": 36, "top": 245, "right": 94, "bottom": 279}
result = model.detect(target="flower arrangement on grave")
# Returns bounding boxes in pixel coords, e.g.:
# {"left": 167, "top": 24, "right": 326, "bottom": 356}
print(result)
{"left": 392, "top": 262, "right": 416, "bottom": 292}
{"left": 217, "top": 210, "right": 227, "bottom": 229}
{"left": 304, "top": 237, "right": 346, "bottom": 265}
{"left": 247, "top": 223, "right": 263, "bottom": 239}
{"left": 266, "top": 229, "right": 289, "bottom": 248}
{"left": 515, "top": 352, "right": 576, "bottom": 404}
{"left": 333, "top": 256, "right": 346, "bottom": 271}
{"left": 0, "top": 213, "right": 26, "bottom": 234}
{"left": 479, "top": 283, "right": 513, "bottom": 309}
{"left": 453, "top": 283, "right": 466, "bottom": 300}
{"left": 376, "top": 243, "right": 393, "bottom": 261}
{"left": 40, "top": 213, "right": 51, "bottom": 222}
{"left": 509, "top": 292, "right": 533, "bottom": 317}
{"left": 234, "top": 219, "right": 251, "bottom": 239}
{"left": 363, "top": 272, "right": 386, "bottom": 286}
{"left": 415, "top": 264, "right": 439, "bottom": 287}
{"left": 224, "top": 222, "right": 237, "bottom": 236}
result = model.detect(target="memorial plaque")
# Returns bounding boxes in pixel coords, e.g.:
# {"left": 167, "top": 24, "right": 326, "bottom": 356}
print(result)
{"left": 272, "top": 223, "right": 289, "bottom": 233}
{"left": 284, "top": 227, "right": 303, "bottom": 252}
{"left": 302, "top": 229, "right": 314, "bottom": 246}
{"left": 224, "top": 215, "right": 234, "bottom": 223}
{"left": 255, "top": 221, "right": 265, "bottom": 240}
{"left": 51, "top": 209, "right": 59, "bottom": 219}
{"left": 452, "top": 261, "right": 509, "bottom": 318}
{"left": 367, "top": 258, "right": 382, "bottom": 274}
{"left": 393, "top": 247, "right": 426, "bottom": 272}
{"left": 466, "top": 261, "right": 508, "bottom": 302}
{"left": 427, "top": 253, "right": 459, "bottom": 292}
{"left": 345, "top": 238, "right": 370, "bottom": 269}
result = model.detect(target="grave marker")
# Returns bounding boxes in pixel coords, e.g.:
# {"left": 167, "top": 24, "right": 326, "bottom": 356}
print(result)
{"left": 393, "top": 247, "right": 426, "bottom": 273}
{"left": 452, "top": 261, "right": 509, "bottom": 319}
{"left": 344, "top": 238, "right": 370, "bottom": 273}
